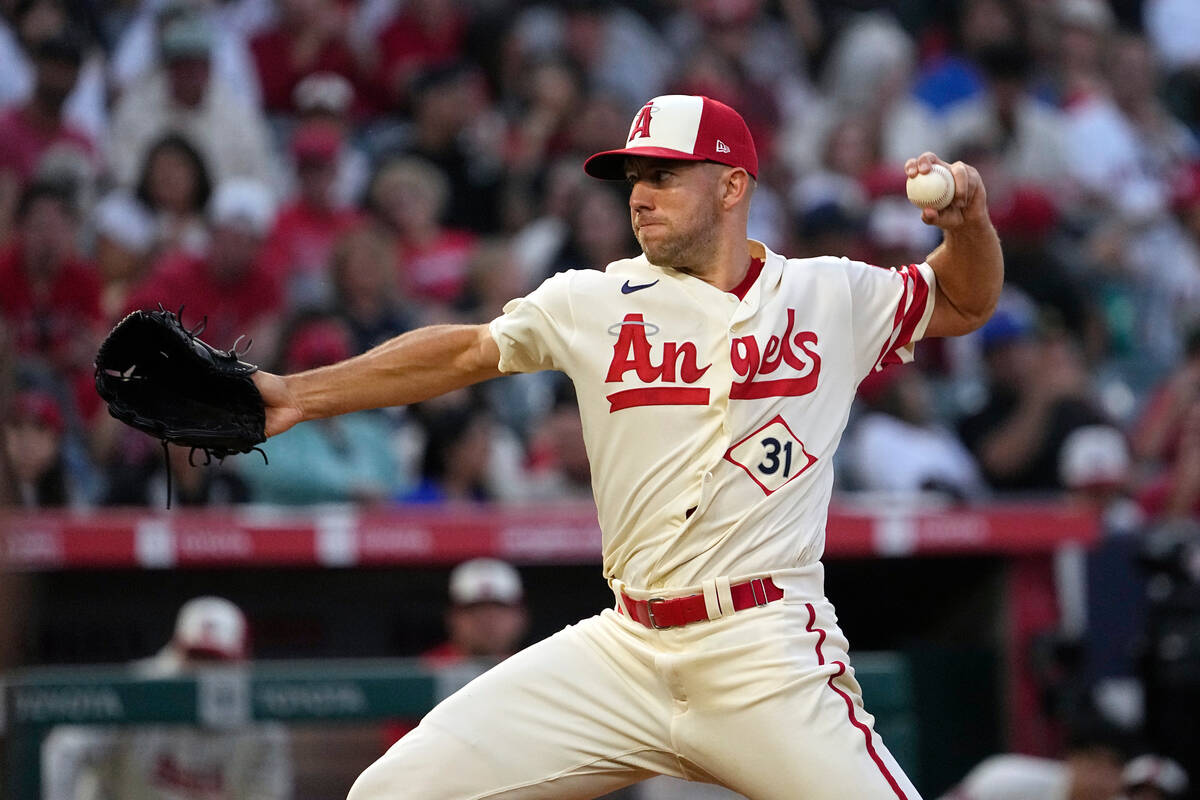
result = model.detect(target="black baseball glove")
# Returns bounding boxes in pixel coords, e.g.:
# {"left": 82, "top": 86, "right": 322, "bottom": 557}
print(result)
{"left": 94, "top": 307, "right": 267, "bottom": 464}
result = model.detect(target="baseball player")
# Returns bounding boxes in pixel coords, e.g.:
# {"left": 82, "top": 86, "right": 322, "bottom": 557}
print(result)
{"left": 253, "top": 94, "right": 1004, "bottom": 799}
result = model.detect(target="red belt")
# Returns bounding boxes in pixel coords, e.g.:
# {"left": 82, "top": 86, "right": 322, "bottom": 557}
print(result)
{"left": 620, "top": 577, "right": 784, "bottom": 629}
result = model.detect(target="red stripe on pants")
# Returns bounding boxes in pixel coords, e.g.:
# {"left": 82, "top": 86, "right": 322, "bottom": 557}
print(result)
{"left": 806, "top": 603, "right": 909, "bottom": 800}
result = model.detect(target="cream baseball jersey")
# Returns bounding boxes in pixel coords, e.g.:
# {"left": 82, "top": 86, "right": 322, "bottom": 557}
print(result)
{"left": 490, "top": 240, "right": 935, "bottom": 590}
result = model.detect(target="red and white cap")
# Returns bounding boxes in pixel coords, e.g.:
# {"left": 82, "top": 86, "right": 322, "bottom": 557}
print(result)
{"left": 449, "top": 558, "right": 524, "bottom": 606}
{"left": 173, "top": 596, "right": 249, "bottom": 660}
{"left": 584, "top": 94, "right": 758, "bottom": 180}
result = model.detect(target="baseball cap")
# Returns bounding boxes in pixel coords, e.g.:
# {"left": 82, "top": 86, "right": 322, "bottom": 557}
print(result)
{"left": 94, "top": 191, "right": 156, "bottom": 254}
{"left": 172, "top": 596, "right": 248, "bottom": 660}
{"left": 1058, "top": 425, "right": 1131, "bottom": 490}
{"left": 979, "top": 307, "right": 1035, "bottom": 352}
{"left": 209, "top": 178, "right": 276, "bottom": 235}
{"left": 294, "top": 72, "right": 354, "bottom": 115}
{"left": 1123, "top": 755, "right": 1188, "bottom": 796}
{"left": 584, "top": 95, "right": 758, "bottom": 181}
{"left": 449, "top": 558, "right": 523, "bottom": 606}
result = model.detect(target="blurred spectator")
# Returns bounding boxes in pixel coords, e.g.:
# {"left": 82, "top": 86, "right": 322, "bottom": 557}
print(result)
{"left": 1063, "top": 33, "right": 1200, "bottom": 366}
{"left": 386, "top": 62, "right": 505, "bottom": 233}
{"left": 41, "top": 596, "right": 293, "bottom": 800}
{"left": 4, "top": 389, "right": 78, "bottom": 507}
{"left": 1121, "top": 754, "right": 1189, "bottom": 800}
{"left": 0, "top": 180, "right": 104, "bottom": 419}
{"left": 1137, "top": 403, "right": 1200, "bottom": 521}
{"left": 664, "top": 0, "right": 812, "bottom": 95}
{"left": 937, "top": 724, "right": 1126, "bottom": 800}
{"left": 954, "top": 139, "right": 1093, "bottom": 353}
{"left": 1055, "top": 0, "right": 1117, "bottom": 105}
{"left": 0, "top": 27, "right": 94, "bottom": 186}
{"left": 957, "top": 297, "right": 1110, "bottom": 492}
{"left": 522, "top": 384, "right": 592, "bottom": 502}
{"left": 788, "top": 114, "right": 875, "bottom": 232}
{"left": 1145, "top": 0, "right": 1200, "bottom": 131}
{"left": 367, "top": 156, "right": 477, "bottom": 310}
{"left": 402, "top": 400, "right": 495, "bottom": 504}
{"left": 0, "top": 0, "right": 108, "bottom": 141}
{"left": 1133, "top": 324, "right": 1200, "bottom": 521}
{"left": 249, "top": 0, "right": 359, "bottom": 115}
{"left": 1132, "top": 323, "right": 1200, "bottom": 467}
{"left": 109, "top": 0, "right": 266, "bottom": 111}
{"left": 912, "top": 0, "right": 1025, "bottom": 112}
{"left": 381, "top": 558, "right": 529, "bottom": 748}
{"left": 134, "top": 133, "right": 214, "bottom": 258}
{"left": 848, "top": 367, "right": 986, "bottom": 499}
{"left": 504, "top": 55, "right": 586, "bottom": 179}
{"left": 290, "top": 71, "right": 369, "bottom": 207}
{"left": 428, "top": 557, "right": 529, "bottom": 668}
{"left": 548, "top": 182, "right": 636, "bottom": 275}
{"left": 108, "top": 10, "right": 279, "bottom": 194}
{"left": 125, "top": 178, "right": 283, "bottom": 361}
{"left": 1064, "top": 32, "right": 1197, "bottom": 221}
{"left": 238, "top": 313, "right": 405, "bottom": 505}
{"left": 261, "top": 121, "right": 361, "bottom": 309}
{"left": 1059, "top": 424, "right": 1135, "bottom": 514}
{"left": 104, "top": 440, "right": 250, "bottom": 508}
{"left": 92, "top": 191, "right": 157, "bottom": 319}
{"left": 510, "top": 1, "right": 673, "bottom": 111}
{"left": 370, "top": 0, "right": 468, "bottom": 108}
{"left": 330, "top": 224, "right": 414, "bottom": 353}
{"left": 780, "top": 13, "right": 934, "bottom": 175}
{"left": 943, "top": 42, "right": 1068, "bottom": 187}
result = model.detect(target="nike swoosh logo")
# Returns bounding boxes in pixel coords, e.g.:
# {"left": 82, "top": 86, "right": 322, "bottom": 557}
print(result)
{"left": 621, "top": 279, "right": 659, "bottom": 294}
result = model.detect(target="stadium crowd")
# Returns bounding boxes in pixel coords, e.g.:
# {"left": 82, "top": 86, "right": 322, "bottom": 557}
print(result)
{"left": 0, "top": 0, "right": 1198, "bottom": 516}
{"left": 2, "top": 1, "right": 1200, "bottom": 795}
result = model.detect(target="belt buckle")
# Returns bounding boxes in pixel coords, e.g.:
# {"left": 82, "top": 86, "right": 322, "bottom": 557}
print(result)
{"left": 749, "top": 578, "right": 768, "bottom": 608}
{"left": 646, "top": 597, "right": 669, "bottom": 629}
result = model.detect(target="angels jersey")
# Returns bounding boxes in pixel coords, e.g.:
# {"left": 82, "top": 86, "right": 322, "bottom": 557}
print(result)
{"left": 490, "top": 240, "right": 936, "bottom": 590}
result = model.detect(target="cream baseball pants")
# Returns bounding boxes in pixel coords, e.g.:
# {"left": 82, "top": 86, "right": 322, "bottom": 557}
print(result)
{"left": 347, "top": 564, "right": 921, "bottom": 800}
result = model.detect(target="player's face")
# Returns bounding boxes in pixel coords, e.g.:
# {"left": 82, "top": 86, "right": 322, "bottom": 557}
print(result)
{"left": 625, "top": 158, "right": 721, "bottom": 272}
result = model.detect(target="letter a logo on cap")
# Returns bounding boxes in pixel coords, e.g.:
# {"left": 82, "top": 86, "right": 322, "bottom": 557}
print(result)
{"left": 628, "top": 102, "right": 654, "bottom": 142}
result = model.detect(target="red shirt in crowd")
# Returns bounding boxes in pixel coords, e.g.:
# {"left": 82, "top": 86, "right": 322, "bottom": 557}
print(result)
{"left": 0, "top": 106, "right": 94, "bottom": 182}
{"left": 249, "top": 27, "right": 362, "bottom": 114}
{"left": 374, "top": 7, "right": 467, "bottom": 98}
{"left": 398, "top": 229, "right": 476, "bottom": 305}
{"left": 0, "top": 238, "right": 104, "bottom": 417}
{"left": 125, "top": 252, "right": 283, "bottom": 350}
{"left": 261, "top": 202, "right": 361, "bottom": 285}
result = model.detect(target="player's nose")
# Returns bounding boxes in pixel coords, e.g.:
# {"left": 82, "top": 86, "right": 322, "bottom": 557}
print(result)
{"left": 628, "top": 180, "right": 654, "bottom": 212}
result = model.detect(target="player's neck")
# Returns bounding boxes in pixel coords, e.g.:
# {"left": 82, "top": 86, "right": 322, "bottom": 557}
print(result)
{"left": 681, "top": 237, "right": 754, "bottom": 293}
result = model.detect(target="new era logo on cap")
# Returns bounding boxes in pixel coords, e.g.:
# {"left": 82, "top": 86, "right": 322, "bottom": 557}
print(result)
{"left": 584, "top": 95, "right": 758, "bottom": 180}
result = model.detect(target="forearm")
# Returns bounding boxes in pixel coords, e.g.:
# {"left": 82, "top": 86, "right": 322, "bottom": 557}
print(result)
{"left": 926, "top": 215, "right": 1004, "bottom": 335}
{"left": 286, "top": 324, "right": 502, "bottom": 422}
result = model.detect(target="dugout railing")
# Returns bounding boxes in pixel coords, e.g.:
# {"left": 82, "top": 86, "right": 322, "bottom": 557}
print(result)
{"left": 1, "top": 654, "right": 926, "bottom": 799}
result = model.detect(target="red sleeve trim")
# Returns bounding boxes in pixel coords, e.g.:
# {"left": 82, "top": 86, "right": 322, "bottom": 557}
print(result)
{"left": 872, "top": 264, "right": 931, "bottom": 372}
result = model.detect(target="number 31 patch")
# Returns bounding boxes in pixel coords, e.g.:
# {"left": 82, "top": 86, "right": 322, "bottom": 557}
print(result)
{"left": 724, "top": 415, "right": 817, "bottom": 495}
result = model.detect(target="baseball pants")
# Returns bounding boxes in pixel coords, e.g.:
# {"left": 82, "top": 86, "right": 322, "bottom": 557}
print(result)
{"left": 347, "top": 564, "right": 921, "bottom": 800}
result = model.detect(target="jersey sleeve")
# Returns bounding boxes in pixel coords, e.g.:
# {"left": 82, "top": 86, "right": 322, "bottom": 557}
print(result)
{"left": 488, "top": 271, "right": 576, "bottom": 374}
{"left": 845, "top": 259, "right": 937, "bottom": 379}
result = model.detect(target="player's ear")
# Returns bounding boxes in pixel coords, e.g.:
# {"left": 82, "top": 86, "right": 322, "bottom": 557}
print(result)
{"left": 719, "top": 167, "right": 751, "bottom": 210}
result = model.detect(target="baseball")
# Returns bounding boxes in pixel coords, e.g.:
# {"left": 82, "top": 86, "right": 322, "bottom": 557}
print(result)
{"left": 906, "top": 163, "right": 955, "bottom": 210}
